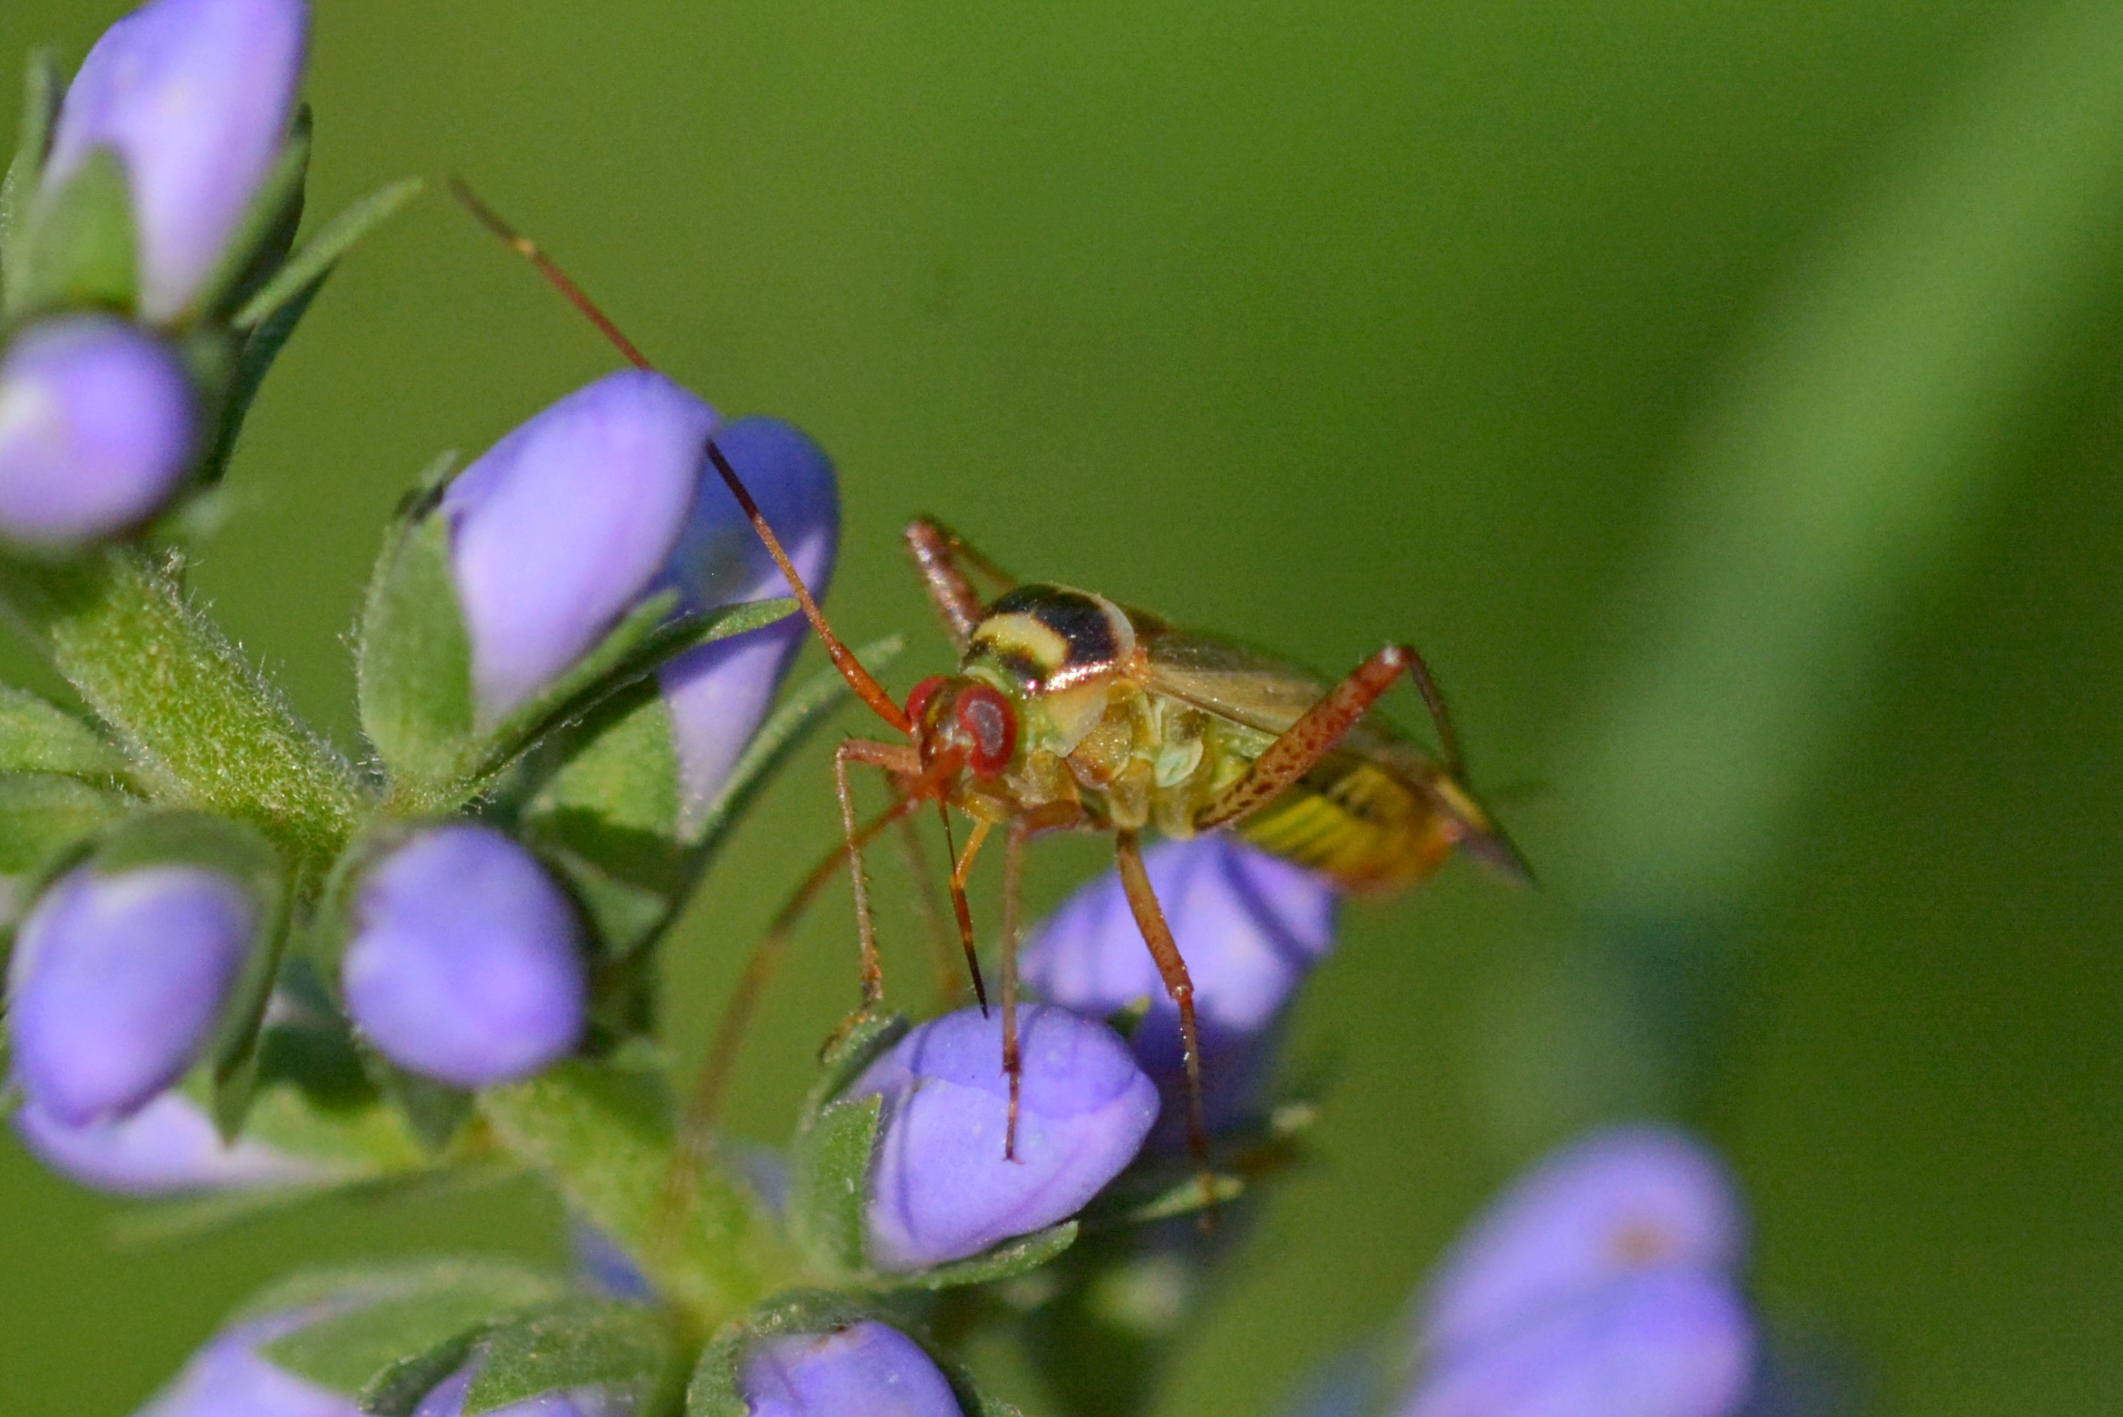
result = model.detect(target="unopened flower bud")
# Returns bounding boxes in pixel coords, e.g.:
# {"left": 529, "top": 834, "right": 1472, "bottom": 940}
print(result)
{"left": 42, "top": 0, "right": 308, "bottom": 323}
{"left": 850, "top": 1004, "right": 1158, "bottom": 1271}
{"left": 656, "top": 416, "right": 839, "bottom": 818}
{"left": 14, "top": 1091, "right": 323, "bottom": 1196}
{"left": 341, "top": 825, "right": 586, "bottom": 1087}
{"left": 0, "top": 315, "right": 197, "bottom": 546}
{"left": 1419, "top": 1126, "right": 1747, "bottom": 1358}
{"left": 7, "top": 861, "right": 256, "bottom": 1124}
{"left": 1022, "top": 835, "right": 1336, "bottom": 1138}
{"left": 739, "top": 1321, "right": 962, "bottom": 1417}
{"left": 1400, "top": 1270, "right": 1754, "bottom": 1417}
{"left": 133, "top": 1307, "right": 359, "bottom": 1417}
{"left": 442, "top": 371, "right": 714, "bottom": 720}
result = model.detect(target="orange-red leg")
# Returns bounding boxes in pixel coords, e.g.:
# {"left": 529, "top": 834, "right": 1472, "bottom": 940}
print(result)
{"left": 947, "top": 816, "right": 994, "bottom": 1013}
{"left": 1194, "top": 643, "right": 1460, "bottom": 831}
{"left": 1000, "top": 823, "right": 1030, "bottom": 1160}
{"left": 1114, "top": 829, "right": 1211, "bottom": 1185}
{"left": 834, "top": 738, "right": 923, "bottom": 1012}
{"left": 892, "top": 812, "right": 965, "bottom": 1009}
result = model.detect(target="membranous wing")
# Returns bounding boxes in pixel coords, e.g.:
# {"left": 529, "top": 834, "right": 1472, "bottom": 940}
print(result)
{"left": 1134, "top": 623, "right": 1435, "bottom": 766}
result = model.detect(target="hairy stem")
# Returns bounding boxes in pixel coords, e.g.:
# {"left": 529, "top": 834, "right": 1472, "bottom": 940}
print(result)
{"left": 0, "top": 547, "right": 365, "bottom": 880}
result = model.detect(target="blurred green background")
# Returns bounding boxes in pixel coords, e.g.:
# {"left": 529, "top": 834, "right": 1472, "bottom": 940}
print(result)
{"left": 3, "top": 0, "right": 2121, "bottom": 1411}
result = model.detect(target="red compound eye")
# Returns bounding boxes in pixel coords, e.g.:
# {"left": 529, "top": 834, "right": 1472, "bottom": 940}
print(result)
{"left": 953, "top": 684, "right": 1017, "bottom": 777}
{"left": 904, "top": 675, "right": 950, "bottom": 727}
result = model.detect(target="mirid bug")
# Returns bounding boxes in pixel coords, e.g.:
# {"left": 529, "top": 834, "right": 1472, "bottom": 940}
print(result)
{"left": 450, "top": 183, "right": 1529, "bottom": 1182}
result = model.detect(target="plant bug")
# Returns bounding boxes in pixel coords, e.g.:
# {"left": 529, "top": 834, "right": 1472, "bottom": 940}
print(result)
{"left": 450, "top": 183, "right": 1529, "bottom": 1195}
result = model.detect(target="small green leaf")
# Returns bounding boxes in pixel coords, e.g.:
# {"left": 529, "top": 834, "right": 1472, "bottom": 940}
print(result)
{"left": 0, "top": 687, "right": 127, "bottom": 782}
{"left": 802, "top": 1013, "right": 907, "bottom": 1122}
{"left": 258, "top": 1259, "right": 563, "bottom": 1398}
{"left": 476, "top": 596, "right": 798, "bottom": 784}
{"left": 358, "top": 507, "right": 477, "bottom": 785}
{"left": 9, "top": 146, "right": 137, "bottom": 319}
{"left": 787, "top": 1094, "right": 881, "bottom": 1276}
{"left": 465, "top": 1297, "right": 677, "bottom": 1415}
{"left": 478, "top": 1059, "right": 800, "bottom": 1328}
{"left": 362, "top": 1337, "right": 479, "bottom": 1417}
{"left": 544, "top": 845, "right": 672, "bottom": 961}
{"left": 882, "top": 1222, "right": 1080, "bottom": 1292}
{"left": 373, "top": 1059, "right": 476, "bottom": 1156}
{"left": 233, "top": 176, "right": 423, "bottom": 330}
{"left": 0, "top": 773, "right": 130, "bottom": 872}
{"left": 0, "top": 47, "right": 61, "bottom": 299}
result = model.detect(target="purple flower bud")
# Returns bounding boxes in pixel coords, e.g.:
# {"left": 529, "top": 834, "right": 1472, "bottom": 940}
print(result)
{"left": 0, "top": 315, "right": 198, "bottom": 545}
{"left": 409, "top": 1365, "right": 632, "bottom": 1417}
{"left": 849, "top": 1004, "right": 1159, "bottom": 1271}
{"left": 14, "top": 1091, "right": 326, "bottom": 1196}
{"left": 7, "top": 861, "right": 256, "bottom": 1124}
{"left": 739, "top": 1321, "right": 963, "bottom": 1417}
{"left": 571, "top": 1218, "right": 657, "bottom": 1304}
{"left": 1398, "top": 1270, "right": 1755, "bottom": 1417}
{"left": 1419, "top": 1127, "right": 1748, "bottom": 1358}
{"left": 341, "top": 825, "right": 586, "bottom": 1087}
{"left": 654, "top": 416, "right": 839, "bottom": 820}
{"left": 443, "top": 372, "right": 715, "bottom": 720}
{"left": 43, "top": 0, "right": 308, "bottom": 323}
{"left": 1021, "top": 835, "right": 1337, "bottom": 1138}
{"left": 135, "top": 1307, "right": 359, "bottom": 1417}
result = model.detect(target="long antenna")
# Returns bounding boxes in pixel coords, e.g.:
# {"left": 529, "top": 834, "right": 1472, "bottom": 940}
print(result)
{"left": 448, "top": 178, "right": 913, "bottom": 737}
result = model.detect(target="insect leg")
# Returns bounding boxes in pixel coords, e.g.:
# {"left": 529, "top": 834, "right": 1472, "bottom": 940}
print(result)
{"left": 891, "top": 811, "right": 966, "bottom": 1009}
{"left": 1000, "top": 822, "right": 1031, "bottom": 1160}
{"left": 947, "top": 815, "right": 995, "bottom": 1013}
{"left": 658, "top": 795, "right": 923, "bottom": 1249}
{"left": 1194, "top": 644, "right": 1434, "bottom": 831}
{"left": 1114, "top": 829, "right": 1214, "bottom": 1196}
{"left": 905, "top": 517, "right": 1021, "bottom": 650}
{"left": 835, "top": 738, "right": 924, "bottom": 1013}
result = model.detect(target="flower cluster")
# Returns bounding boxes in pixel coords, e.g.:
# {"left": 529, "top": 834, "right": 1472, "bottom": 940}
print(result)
{"left": 0, "top": 5, "right": 1837, "bottom": 1417}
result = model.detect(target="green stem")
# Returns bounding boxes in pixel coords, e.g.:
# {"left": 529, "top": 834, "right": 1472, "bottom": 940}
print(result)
{"left": 479, "top": 1063, "right": 806, "bottom": 1334}
{"left": 0, "top": 548, "right": 366, "bottom": 880}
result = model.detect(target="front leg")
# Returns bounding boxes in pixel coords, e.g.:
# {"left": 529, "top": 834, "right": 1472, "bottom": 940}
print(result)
{"left": 834, "top": 737, "right": 923, "bottom": 1013}
{"left": 905, "top": 516, "right": 1021, "bottom": 650}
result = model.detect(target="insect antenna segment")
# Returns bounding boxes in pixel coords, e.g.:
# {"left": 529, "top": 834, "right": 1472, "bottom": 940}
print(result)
{"left": 446, "top": 178, "right": 910, "bottom": 737}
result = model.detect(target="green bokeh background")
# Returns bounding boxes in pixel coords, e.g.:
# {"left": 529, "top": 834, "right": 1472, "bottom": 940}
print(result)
{"left": 2, "top": 1, "right": 2120, "bottom": 1412}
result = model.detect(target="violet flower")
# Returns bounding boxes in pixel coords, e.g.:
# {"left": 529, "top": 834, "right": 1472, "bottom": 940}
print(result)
{"left": 1021, "top": 835, "right": 1337, "bottom": 1138}
{"left": 1397, "top": 1125, "right": 1758, "bottom": 1417}
{"left": 0, "top": 315, "right": 198, "bottom": 545}
{"left": 441, "top": 371, "right": 714, "bottom": 721}
{"left": 739, "top": 1321, "right": 963, "bottom": 1417}
{"left": 41, "top": 0, "right": 308, "bottom": 323}
{"left": 14, "top": 1091, "right": 325, "bottom": 1197}
{"left": 341, "top": 824, "right": 586, "bottom": 1087}
{"left": 655, "top": 415, "right": 838, "bottom": 822}
{"left": 849, "top": 1004, "right": 1159, "bottom": 1271}
{"left": 7, "top": 860, "right": 257, "bottom": 1124}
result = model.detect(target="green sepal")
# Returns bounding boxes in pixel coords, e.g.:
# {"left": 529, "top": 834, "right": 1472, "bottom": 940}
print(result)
{"left": 370, "top": 1056, "right": 477, "bottom": 1156}
{"left": 357, "top": 497, "right": 477, "bottom": 788}
{"left": 803, "top": 1013, "right": 908, "bottom": 1120}
{"left": 463, "top": 1297, "right": 681, "bottom": 1416}
{"left": 544, "top": 845, "right": 670, "bottom": 962}
{"left": 92, "top": 810, "right": 290, "bottom": 1137}
{"left": 784, "top": 1014, "right": 905, "bottom": 1279}
{"left": 7, "top": 146, "right": 137, "bottom": 321}
{"left": 196, "top": 107, "right": 311, "bottom": 327}
{"left": 475, "top": 595, "right": 797, "bottom": 794}
{"left": 232, "top": 175, "right": 423, "bottom": 332}
{"left": 251, "top": 1258, "right": 564, "bottom": 1402}
{"left": 0, "top": 685, "right": 131, "bottom": 783}
{"left": 686, "top": 1291, "right": 1023, "bottom": 1417}
{"left": 478, "top": 1057, "right": 800, "bottom": 1329}
{"left": 787, "top": 1093, "right": 882, "bottom": 1276}
{"left": 881, "top": 1222, "right": 1080, "bottom": 1293}
{"left": 0, "top": 772, "right": 133, "bottom": 872}
{"left": 0, "top": 47, "right": 61, "bottom": 303}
